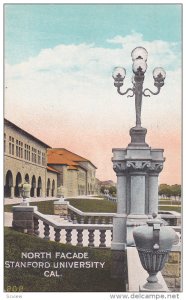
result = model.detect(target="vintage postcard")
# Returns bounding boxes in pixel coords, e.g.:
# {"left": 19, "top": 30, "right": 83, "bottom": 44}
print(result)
{"left": 2, "top": 2, "right": 182, "bottom": 299}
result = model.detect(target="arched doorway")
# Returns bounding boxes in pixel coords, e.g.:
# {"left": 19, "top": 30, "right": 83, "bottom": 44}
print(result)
{"left": 51, "top": 180, "right": 55, "bottom": 197}
{"left": 31, "top": 175, "right": 36, "bottom": 197}
{"left": 4, "top": 170, "right": 13, "bottom": 198}
{"left": 15, "top": 172, "right": 22, "bottom": 197}
{"left": 37, "top": 176, "right": 42, "bottom": 197}
{"left": 47, "top": 179, "right": 51, "bottom": 197}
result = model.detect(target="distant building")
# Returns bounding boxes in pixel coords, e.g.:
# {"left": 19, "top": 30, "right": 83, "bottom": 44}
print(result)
{"left": 4, "top": 119, "right": 98, "bottom": 199}
{"left": 100, "top": 180, "right": 116, "bottom": 189}
{"left": 47, "top": 148, "right": 98, "bottom": 197}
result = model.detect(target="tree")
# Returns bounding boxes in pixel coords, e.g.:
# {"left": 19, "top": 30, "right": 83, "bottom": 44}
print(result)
{"left": 159, "top": 184, "right": 171, "bottom": 199}
{"left": 159, "top": 184, "right": 181, "bottom": 200}
{"left": 170, "top": 184, "right": 181, "bottom": 200}
{"left": 109, "top": 186, "right": 116, "bottom": 196}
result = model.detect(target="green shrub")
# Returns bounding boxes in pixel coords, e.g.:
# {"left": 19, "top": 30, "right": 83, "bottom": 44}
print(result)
{"left": 4, "top": 227, "right": 126, "bottom": 292}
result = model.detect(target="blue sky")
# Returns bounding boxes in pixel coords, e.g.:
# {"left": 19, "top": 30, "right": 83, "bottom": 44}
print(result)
{"left": 5, "top": 4, "right": 182, "bottom": 64}
{"left": 4, "top": 4, "right": 182, "bottom": 184}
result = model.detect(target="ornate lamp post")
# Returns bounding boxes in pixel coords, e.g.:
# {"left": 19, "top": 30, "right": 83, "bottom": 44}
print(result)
{"left": 112, "top": 46, "right": 166, "bottom": 129}
{"left": 111, "top": 47, "right": 166, "bottom": 253}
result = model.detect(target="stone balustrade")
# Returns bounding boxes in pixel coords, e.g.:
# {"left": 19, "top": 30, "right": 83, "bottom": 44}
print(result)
{"left": 33, "top": 210, "right": 113, "bottom": 248}
{"left": 67, "top": 204, "right": 115, "bottom": 224}
{"left": 100, "top": 193, "right": 117, "bottom": 202}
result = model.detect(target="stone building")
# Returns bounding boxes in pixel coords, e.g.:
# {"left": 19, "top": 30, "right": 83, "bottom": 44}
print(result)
{"left": 4, "top": 119, "right": 98, "bottom": 199}
{"left": 47, "top": 148, "right": 98, "bottom": 197}
{"left": 4, "top": 118, "right": 58, "bottom": 199}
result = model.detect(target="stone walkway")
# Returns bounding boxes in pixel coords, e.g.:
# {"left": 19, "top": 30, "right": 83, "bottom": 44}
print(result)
{"left": 4, "top": 195, "right": 103, "bottom": 205}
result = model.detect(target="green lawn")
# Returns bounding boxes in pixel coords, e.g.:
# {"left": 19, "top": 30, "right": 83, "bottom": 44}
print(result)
{"left": 4, "top": 200, "right": 56, "bottom": 214}
{"left": 5, "top": 198, "right": 181, "bottom": 215}
{"left": 4, "top": 227, "right": 126, "bottom": 292}
{"left": 68, "top": 198, "right": 117, "bottom": 213}
{"left": 4, "top": 198, "right": 117, "bottom": 215}
{"left": 159, "top": 199, "right": 181, "bottom": 206}
{"left": 158, "top": 205, "right": 181, "bottom": 213}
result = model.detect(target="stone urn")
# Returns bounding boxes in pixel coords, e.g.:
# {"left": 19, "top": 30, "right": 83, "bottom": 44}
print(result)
{"left": 133, "top": 213, "right": 177, "bottom": 291}
{"left": 20, "top": 181, "right": 31, "bottom": 206}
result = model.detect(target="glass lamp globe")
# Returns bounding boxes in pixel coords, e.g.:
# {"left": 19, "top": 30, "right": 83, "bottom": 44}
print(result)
{"left": 131, "top": 47, "right": 148, "bottom": 61}
{"left": 132, "top": 59, "right": 147, "bottom": 74}
{"left": 112, "top": 67, "right": 126, "bottom": 81}
{"left": 153, "top": 67, "right": 166, "bottom": 80}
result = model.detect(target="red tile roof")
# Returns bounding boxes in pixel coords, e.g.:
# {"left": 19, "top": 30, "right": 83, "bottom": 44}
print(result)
{"left": 47, "top": 166, "right": 60, "bottom": 174}
{"left": 47, "top": 148, "right": 96, "bottom": 170}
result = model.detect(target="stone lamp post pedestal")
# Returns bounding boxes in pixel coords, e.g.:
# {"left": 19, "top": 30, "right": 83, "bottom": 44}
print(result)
{"left": 111, "top": 127, "right": 165, "bottom": 249}
{"left": 111, "top": 47, "right": 167, "bottom": 281}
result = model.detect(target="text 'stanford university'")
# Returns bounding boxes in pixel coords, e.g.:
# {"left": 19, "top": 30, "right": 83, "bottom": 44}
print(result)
{"left": 4, "top": 118, "right": 99, "bottom": 199}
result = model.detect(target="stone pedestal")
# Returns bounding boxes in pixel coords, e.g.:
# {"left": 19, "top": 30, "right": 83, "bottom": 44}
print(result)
{"left": 54, "top": 198, "right": 69, "bottom": 216}
{"left": 10, "top": 186, "right": 14, "bottom": 199}
{"left": 111, "top": 250, "right": 127, "bottom": 279}
{"left": 12, "top": 206, "right": 38, "bottom": 233}
{"left": 111, "top": 126, "right": 165, "bottom": 248}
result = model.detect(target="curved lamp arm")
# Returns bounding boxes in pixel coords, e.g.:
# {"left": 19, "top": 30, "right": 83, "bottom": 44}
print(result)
{"left": 143, "top": 86, "right": 161, "bottom": 97}
{"left": 117, "top": 87, "right": 135, "bottom": 97}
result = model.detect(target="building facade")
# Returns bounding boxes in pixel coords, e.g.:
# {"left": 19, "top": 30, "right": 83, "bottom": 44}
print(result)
{"left": 4, "top": 119, "right": 58, "bottom": 199}
{"left": 47, "top": 148, "right": 98, "bottom": 197}
{"left": 4, "top": 119, "right": 98, "bottom": 199}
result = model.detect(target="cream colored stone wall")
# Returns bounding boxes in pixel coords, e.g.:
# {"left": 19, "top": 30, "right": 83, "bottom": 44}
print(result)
{"left": 66, "top": 170, "right": 78, "bottom": 197}
{"left": 4, "top": 122, "right": 57, "bottom": 198}
{"left": 77, "top": 167, "right": 86, "bottom": 195}
{"left": 47, "top": 165, "right": 79, "bottom": 198}
{"left": 162, "top": 251, "right": 181, "bottom": 292}
{"left": 79, "top": 161, "right": 97, "bottom": 194}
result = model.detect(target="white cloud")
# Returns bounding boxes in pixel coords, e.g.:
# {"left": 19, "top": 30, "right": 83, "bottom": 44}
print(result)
{"left": 4, "top": 32, "right": 181, "bottom": 182}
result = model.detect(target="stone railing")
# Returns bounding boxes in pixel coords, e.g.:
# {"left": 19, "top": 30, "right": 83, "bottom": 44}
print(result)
{"left": 12, "top": 205, "right": 181, "bottom": 250}
{"left": 67, "top": 204, "right": 115, "bottom": 224}
{"left": 33, "top": 210, "right": 113, "bottom": 248}
{"left": 159, "top": 211, "right": 181, "bottom": 226}
{"left": 100, "top": 193, "right": 117, "bottom": 202}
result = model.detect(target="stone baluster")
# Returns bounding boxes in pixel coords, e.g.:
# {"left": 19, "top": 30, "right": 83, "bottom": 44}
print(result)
{"left": 33, "top": 217, "right": 39, "bottom": 236}
{"left": 88, "top": 217, "right": 92, "bottom": 224}
{"left": 101, "top": 218, "right": 106, "bottom": 224}
{"left": 88, "top": 229, "right": 95, "bottom": 247}
{"left": 43, "top": 222, "right": 50, "bottom": 240}
{"left": 99, "top": 229, "right": 106, "bottom": 247}
{"left": 73, "top": 214, "right": 78, "bottom": 224}
{"left": 54, "top": 228, "right": 61, "bottom": 242}
{"left": 77, "top": 229, "right": 83, "bottom": 246}
{"left": 95, "top": 217, "right": 99, "bottom": 224}
{"left": 80, "top": 216, "right": 84, "bottom": 224}
{"left": 67, "top": 214, "right": 72, "bottom": 222}
{"left": 109, "top": 217, "right": 113, "bottom": 224}
{"left": 66, "top": 229, "right": 72, "bottom": 244}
